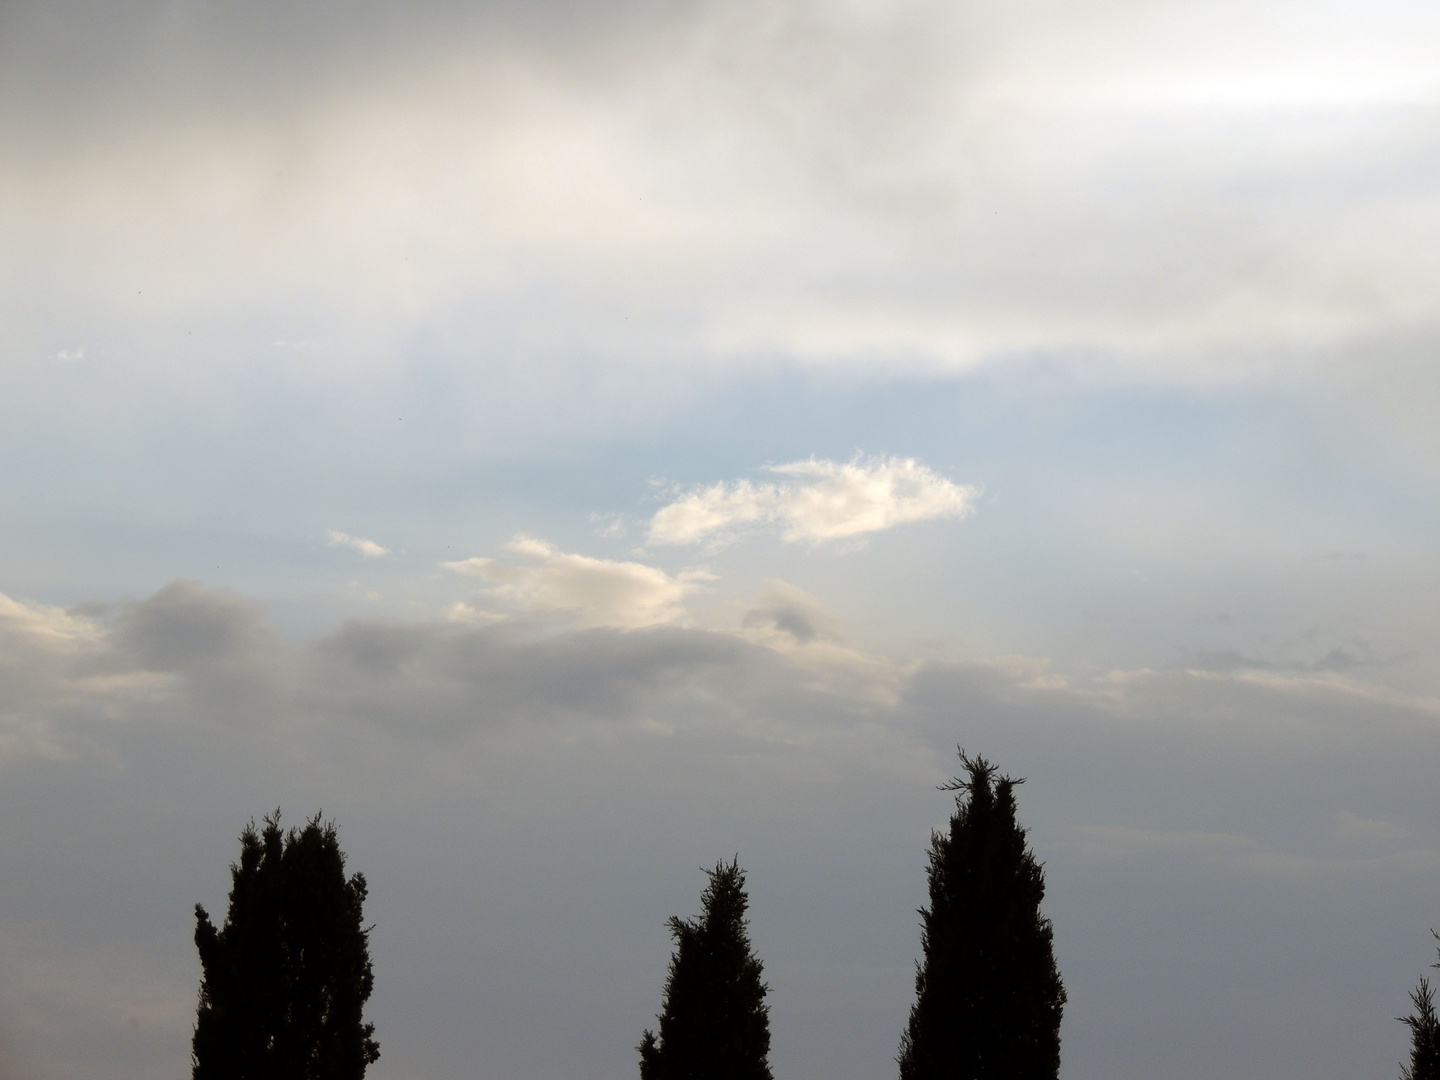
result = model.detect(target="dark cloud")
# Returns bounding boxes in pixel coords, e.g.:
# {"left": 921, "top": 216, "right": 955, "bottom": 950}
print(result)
{"left": 1184, "top": 645, "right": 1379, "bottom": 676}
{"left": 5, "top": 578, "right": 1436, "bottom": 767}
{"left": 0, "top": 581, "right": 891, "bottom": 753}
{"left": 743, "top": 600, "right": 820, "bottom": 644}
{"left": 6, "top": 579, "right": 1439, "bottom": 820}
{"left": 110, "top": 579, "right": 278, "bottom": 674}
{"left": 304, "top": 617, "right": 794, "bottom": 738}
{"left": 741, "top": 580, "right": 846, "bottom": 646}
{"left": 0, "top": 0, "right": 703, "bottom": 141}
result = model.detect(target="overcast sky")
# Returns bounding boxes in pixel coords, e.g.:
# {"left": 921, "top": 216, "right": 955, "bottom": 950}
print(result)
{"left": 2, "top": 1, "right": 1440, "bottom": 1077}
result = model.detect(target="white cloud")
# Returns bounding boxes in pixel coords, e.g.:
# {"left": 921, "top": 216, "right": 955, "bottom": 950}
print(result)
{"left": 326, "top": 530, "right": 390, "bottom": 558}
{"left": 443, "top": 535, "right": 712, "bottom": 628}
{"left": 444, "top": 601, "right": 506, "bottom": 625}
{"left": 648, "top": 456, "right": 977, "bottom": 546}
{"left": 0, "top": 591, "right": 149, "bottom": 761}
{"left": 590, "top": 512, "right": 628, "bottom": 539}
{"left": 0, "top": 592, "right": 100, "bottom": 649}
{"left": 502, "top": 534, "right": 558, "bottom": 559}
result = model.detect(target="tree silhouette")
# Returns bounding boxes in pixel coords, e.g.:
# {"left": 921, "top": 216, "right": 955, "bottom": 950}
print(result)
{"left": 192, "top": 812, "right": 379, "bottom": 1080}
{"left": 897, "top": 750, "right": 1065, "bottom": 1080}
{"left": 1401, "top": 932, "right": 1440, "bottom": 1080}
{"left": 639, "top": 858, "right": 773, "bottom": 1080}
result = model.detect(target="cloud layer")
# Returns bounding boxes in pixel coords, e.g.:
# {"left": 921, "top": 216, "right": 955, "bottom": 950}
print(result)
{"left": 649, "top": 456, "right": 976, "bottom": 546}
{"left": 5, "top": 0, "right": 1439, "bottom": 387}
{"left": 5, "top": 578, "right": 1435, "bottom": 778}
{"left": 444, "top": 535, "right": 712, "bottom": 627}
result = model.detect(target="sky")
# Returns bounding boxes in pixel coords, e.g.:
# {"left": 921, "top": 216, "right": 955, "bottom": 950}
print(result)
{"left": 1, "top": 0, "right": 1440, "bottom": 1077}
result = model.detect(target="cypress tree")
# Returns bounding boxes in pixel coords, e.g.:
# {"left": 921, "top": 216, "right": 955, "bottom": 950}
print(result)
{"left": 898, "top": 750, "right": 1065, "bottom": 1080}
{"left": 192, "top": 812, "right": 379, "bottom": 1080}
{"left": 639, "top": 858, "right": 772, "bottom": 1080}
{"left": 1401, "top": 932, "right": 1440, "bottom": 1080}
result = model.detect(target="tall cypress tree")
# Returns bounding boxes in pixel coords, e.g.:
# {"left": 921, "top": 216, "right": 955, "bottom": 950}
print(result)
{"left": 639, "top": 858, "right": 772, "bottom": 1080}
{"left": 898, "top": 751, "right": 1065, "bottom": 1080}
{"left": 192, "top": 812, "right": 380, "bottom": 1080}
{"left": 1401, "top": 932, "right": 1440, "bottom": 1080}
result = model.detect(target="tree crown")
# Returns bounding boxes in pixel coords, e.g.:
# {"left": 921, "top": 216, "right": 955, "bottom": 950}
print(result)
{"left": 193, "top": 811, "right": 379, "bottom": 1080}
{"left": 898, "top": 749, "right": 1065, "bottom": 1080}
{"left": 639, "top": 858, "right": 772, "bottom": 1080}
{"left": 1401, "top": 931, "right": 1440, "bottom": 1080}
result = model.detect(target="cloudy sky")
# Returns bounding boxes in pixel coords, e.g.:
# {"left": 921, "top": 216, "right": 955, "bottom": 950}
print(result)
{"left": 2, "top": 0, "right": 1440, "bottom": 1077}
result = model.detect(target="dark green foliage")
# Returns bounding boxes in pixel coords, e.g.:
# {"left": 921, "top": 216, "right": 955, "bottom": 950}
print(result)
{"left": 1401, "top": 932, "right": 1440, "bottom": 1080}
{"left": 192, "top": 812, "right": 379, "bottom": 1080}
{"left": 639, "top": 859, "right": 773, "bottom": 1080}
{"left": 898, "top": 751, "right": 1066, "bottom": 1080}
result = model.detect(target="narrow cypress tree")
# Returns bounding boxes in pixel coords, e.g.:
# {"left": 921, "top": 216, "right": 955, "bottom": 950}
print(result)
{"left": 639, "top": 859, "right": 772, "bottom": 1080}
{"left": 898, "top": 750, "right": 1065, "bottom": 1080}
{"left": 1401, "top": 932, "right": 1440, "bottom": 1080}
{"left": 192, "top": 812, "right": 379, "bottom": 1080}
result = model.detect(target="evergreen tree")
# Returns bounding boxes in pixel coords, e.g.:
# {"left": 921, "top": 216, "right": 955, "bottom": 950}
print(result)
{"left": 639, "top": 859, "right": 772, "bottom": 1080}
{"left": 192, "top": 812, "right": 379, "bottom": 1080}
{"left": 898, "top": 750, "right": 1065, "bottom": 1080}
{"left": 1401, "top": 932, "right": 1440, "bottom": 1080}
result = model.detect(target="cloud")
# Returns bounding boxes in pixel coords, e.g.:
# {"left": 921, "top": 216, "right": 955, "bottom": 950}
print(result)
{"left": 649, "top": 456, "right": 977, "bottom": 546}
{"left": 108, "top": 580, "right": 279, "bottom": 676}
{"left": 6, "top": 0, "right": 1439, "bottom": 399}
{"left": 17, "top": 578, "right": 1440, "bottom": 783}
{"left": 0, "top": 580, "right": 919, "bottom": 765}
{"left": 0, "top": 594, "right": 108, "bottom": 760}
{"left": 444, "top": 601, "right": 506, "bottom": 625}
{"left": 442, "top": 535, "right": 713, "bottom": 628}
{"left": 1183, "top": 644, "right": 1380, "bottom": 676}
{"left": 0, "top": 592, "right": 99, "bottom": 651}
{"left": 9, "top": 578, "right": 1440, "bottom": 769}
{"left": 741, "top": 580, "right": 842, "bottom": 646}
{"left": 736, "top": 581, "right": 912, "bottom": 706}
{"left": 326, "top": 530, "right": 390, "bottom": 558}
